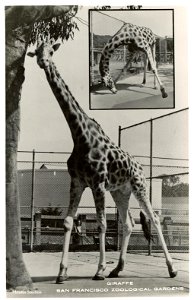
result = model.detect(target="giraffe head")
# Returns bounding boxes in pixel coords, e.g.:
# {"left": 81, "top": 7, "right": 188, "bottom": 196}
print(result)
{"left": 27, "top": 36, "right": 61, "bottom": 69}
{"left": 102, "top": 75, "right": 117, "bottom": 94}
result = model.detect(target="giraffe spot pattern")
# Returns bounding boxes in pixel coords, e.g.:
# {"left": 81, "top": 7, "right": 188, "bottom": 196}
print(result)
{"left": 111, "top": 175, "right": 117, "bottom": 184}
{"left": 91, "top": 130, "right": 98, "bottom": 137}
{"left": 36, "top": 39, "right": 149, "bottom": 203}
{"left": 114, "top": 36, "right": 119, "bottom": 41}
{"left": 91, "top": 149, "right": 101, "bottom": 160}
{"left": 93, "top": 139, "right": 99, "bottom": 148}
{"left": 100, "top": 21, "right": 156, "bottom": 81}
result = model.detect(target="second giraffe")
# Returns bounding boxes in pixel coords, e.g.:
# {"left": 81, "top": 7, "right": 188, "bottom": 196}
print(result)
{"left": 99, "top": 23, "right": 168, "bottom": 98}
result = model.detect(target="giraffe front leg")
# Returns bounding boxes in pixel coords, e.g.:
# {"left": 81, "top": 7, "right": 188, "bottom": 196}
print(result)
{"left": 56, "top": 216, "right": 73, "bottom": 283}
{"left": 92, "top": 227, "right": 107, "bottom": 280}
{"left": 108, "top": 190, "right": 132, "bottom": 278}
{"left": 56, "top": 178, "right": 84, "bottom": 283}
{"left": 92, "top": 185, "right": 107, "bottom": 280}
{"left": 142, "top": 54, "right": 148, "bottom": 85}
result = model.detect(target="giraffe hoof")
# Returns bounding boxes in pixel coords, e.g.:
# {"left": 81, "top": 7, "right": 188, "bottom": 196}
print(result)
{"left": 168, "top": 267, "right": 178, "bottom": 278}
{"left": 56, "top": 275, "right": 69, "bottom": 284}
{"left": 162, "top": 92, "right": 168, "bottom": 98}
{"left": 108, "top": 271, "right": 119, "bottom": 278}
{"left": 111, "top": 88, "right": 117, "bottom": 94}
{"left": 161, "top": 88, "right": 168, "bottom": 98}
{"left": 169, "top": 270, "right": 178, "bottom": 278}
{"left": 92, "top": 274, "right": 105, "bottom": 280}
{"left": 167, "top": 264, "right": 177, "bottom": 278}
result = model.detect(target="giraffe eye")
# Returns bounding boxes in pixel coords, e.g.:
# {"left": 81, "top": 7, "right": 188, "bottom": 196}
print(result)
{"left": 50, "top": 51, "right": 54, "bottom": 56}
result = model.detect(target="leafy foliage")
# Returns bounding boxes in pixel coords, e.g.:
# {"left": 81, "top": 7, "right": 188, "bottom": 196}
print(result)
{"left": 93, "top": 33, "right": 111, "bottom": 48}
{"left": 162, "top": 175, "right": 189, "bottom": 197}
{"left": 29, "top": 7, "right": 79, "bottom": 45}
{"left": 162, "top": 175, "right": 180, "bottom": 187}
{"left": 41, "top": 204, "right": 62, "bottom": 216}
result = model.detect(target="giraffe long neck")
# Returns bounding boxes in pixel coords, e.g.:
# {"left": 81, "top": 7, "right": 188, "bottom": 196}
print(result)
{"left": 44, "top": 62, "right": 88, "bottom": 143}
{"left": 99, "top": 24, "right": 129, "bottom": 78}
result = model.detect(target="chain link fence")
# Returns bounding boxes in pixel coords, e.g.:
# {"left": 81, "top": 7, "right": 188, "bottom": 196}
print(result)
{"left": 19, "top": 109, "right": 188, "bottom": 253}
{"left": 119, "top": 108, "right": 189, "bottom": 252}
{"left": 18, "top": 151, "right": 119, "bottom": 251}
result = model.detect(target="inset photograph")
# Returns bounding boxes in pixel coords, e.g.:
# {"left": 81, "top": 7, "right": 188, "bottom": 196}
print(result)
{"left": 89, "top": 9, "right": 174, "bottom": 109}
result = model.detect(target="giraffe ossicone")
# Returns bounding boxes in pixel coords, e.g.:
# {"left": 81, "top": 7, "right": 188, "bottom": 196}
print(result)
{"left": 99, "top": 23, "right": 168, "bottom": 98}
{"left": 27, "top": 37, "right": 176, "bottom": 282}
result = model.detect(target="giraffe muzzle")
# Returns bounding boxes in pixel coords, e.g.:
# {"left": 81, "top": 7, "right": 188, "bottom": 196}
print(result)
{"left": 111, "top": 88, "right": 117, "bottom": 94}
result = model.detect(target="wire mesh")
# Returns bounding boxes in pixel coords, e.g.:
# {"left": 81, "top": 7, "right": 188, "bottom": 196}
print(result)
{"left": 19, "top": 109, "right": 189, "bottom": 253}
{"left": 119, "top": 109, "right": 189, "bottom": 252}
{"left": 18, "top": 151, "right": 118, "bottom": 250}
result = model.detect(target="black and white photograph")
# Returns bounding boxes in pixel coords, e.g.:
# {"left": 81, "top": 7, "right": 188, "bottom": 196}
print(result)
{"left": 89, "top": 9, "right": 174, "bottom": 109}
{"left": 4, "top": 3, "right": 189, "bottom": 298}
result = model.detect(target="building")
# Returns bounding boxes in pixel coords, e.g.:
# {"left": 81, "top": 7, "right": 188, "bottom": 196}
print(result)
{"left": 18, "top": 167, "right": 188, "bottom": 250}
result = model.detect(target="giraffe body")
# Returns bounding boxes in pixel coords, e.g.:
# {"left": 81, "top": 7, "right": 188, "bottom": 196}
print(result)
{"left": 27, "top": 37, "right": 176, "bottom": 282}
{"left": 99, "top": 23, "right": 168, "bottom": 98}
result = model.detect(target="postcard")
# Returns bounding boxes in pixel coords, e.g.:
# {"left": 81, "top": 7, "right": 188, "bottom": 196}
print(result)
{"left": 5, "top": 4, "right": 189, "bottom": 298}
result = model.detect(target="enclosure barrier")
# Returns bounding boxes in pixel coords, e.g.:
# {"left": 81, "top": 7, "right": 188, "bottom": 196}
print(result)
{"left": 18, "top": 107, "right": 189, "bottom": 254}
{"left": 119, "top": 107, "right": 189, "bottom": 254}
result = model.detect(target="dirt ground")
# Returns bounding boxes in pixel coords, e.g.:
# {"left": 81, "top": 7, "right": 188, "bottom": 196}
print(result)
{"left": 7, "top": 251, "right": 189, "bottom": 298}
{"left": 90, "top": 64, "right": 174, "bottom": 109}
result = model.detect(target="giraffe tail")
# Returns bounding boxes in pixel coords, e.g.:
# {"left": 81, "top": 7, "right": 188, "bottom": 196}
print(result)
{"left": 140, "top": 211, "right": 154, "bottom": 243}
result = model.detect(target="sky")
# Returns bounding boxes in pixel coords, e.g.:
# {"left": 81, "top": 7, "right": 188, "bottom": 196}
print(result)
{"left": 18, "top": 6, "right": 188, "bottom": 162}
{"left": 92, "top": 10, "right": 173, "bottom": 37}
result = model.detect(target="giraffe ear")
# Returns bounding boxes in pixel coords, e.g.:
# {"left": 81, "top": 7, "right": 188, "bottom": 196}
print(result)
{"left": 27, "top": 51, "right": 36, "bottom": 57}
{"left": 52, "top": 43, "right": 61, "bottom": 52}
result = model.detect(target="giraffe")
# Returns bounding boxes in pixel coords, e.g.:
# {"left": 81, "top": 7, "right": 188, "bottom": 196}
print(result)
{"left": 27, "top": 36, "right": 176, "bottom": 282}
{"left": 99, "top": 23, "right": 168, "bottom": 98}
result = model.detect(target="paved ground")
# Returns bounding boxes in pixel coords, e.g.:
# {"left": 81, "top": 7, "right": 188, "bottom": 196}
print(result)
{"left": 90, "top": 65, "right": 174, "bottom": 109}
{"left": 7, "top": 251, "right": 189, "bottom": 297}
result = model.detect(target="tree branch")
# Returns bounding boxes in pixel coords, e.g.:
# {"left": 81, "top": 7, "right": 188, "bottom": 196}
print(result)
{"left": 5, "top": 6, "right": 77, "bottom": 31}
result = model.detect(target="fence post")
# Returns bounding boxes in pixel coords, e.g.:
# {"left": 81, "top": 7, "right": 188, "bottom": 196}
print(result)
{"left": 164, "top": 37, "right": 168, "bottom": 63}
{"left": 35, "top": 210, "right": 41, "bottom": 245}
{"left": 30, "top": 149, "right": 36, "bottom": 251}
{"left": 117, "top": 126, "right": 122, "bottom": 251}
{"left": 148, "top": 119, "right": 153, "bottom": 255}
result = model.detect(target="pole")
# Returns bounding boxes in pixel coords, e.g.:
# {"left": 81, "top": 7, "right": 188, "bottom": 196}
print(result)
{"left": 117, "top": 126, "right": 122, "bottom": 251}
{"left": 118, "top": 125, "right": 121, "bottom": 148}
{"left": 30, "top": 149, "right": 36, "bottom": 252}
{"left": 90, "top": 11, "right": 94, "bottom": 86}
{"left": 148, "top": 119, "right": 153, "bottom": 255}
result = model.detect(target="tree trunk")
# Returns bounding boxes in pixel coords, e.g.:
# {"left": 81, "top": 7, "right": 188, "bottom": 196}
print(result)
{"left": 6, "top": 24, "right": 33, "bottom": 290}
{"left": 6, "top": 5, "right": 75, "bottom": 290}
